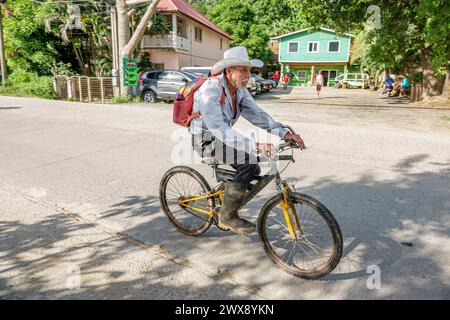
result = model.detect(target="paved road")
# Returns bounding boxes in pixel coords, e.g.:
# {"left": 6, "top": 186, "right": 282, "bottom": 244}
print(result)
{"left": 0, "top": 87, "right": 449, "bottom": 299}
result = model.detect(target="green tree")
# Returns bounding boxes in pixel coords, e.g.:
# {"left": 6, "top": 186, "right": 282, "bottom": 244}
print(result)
{"left": 417, "top": 0, "right": 450, "bottom": 96}
{"left": 205, "top": 0, "right": 292, "bottom": 64}
{"left": 187, "top": 0, "right": 218, "bottom": 16}
{"left": 286, "top": 0, "right": 449, "bottom": 96}
{"left": 42, "top": 0, "right": 115, "bottom": 76}
{"left": 3, "top": 0, "right": 73, "bottom": 75}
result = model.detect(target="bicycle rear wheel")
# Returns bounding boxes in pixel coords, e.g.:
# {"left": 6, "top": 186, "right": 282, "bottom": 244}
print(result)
{"left": 159, "top": 166, "right": 214, "bottom": 236}
{"left": 258, "top": 192, "right": 343, "bottom": 279}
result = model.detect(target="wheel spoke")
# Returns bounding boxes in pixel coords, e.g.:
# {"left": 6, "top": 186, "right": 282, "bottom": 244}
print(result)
{"left": 161, "top": 169, "right": 213, "bottom": 235}
{"left": 262, "top": 194, "right": 341, "bottom": 277}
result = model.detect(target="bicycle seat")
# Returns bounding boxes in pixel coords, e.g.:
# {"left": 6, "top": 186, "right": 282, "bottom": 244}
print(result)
{"left": 201, "top": 158, "right": 232, "bottom": 170}
{"left": 200, "top": 158, "right": 217, "bottom": 166}
{"left": 201, "top": 158, "right": 262, "bottom": 185}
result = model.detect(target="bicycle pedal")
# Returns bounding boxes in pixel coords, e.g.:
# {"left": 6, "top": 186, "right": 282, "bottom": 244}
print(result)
{"left": 216, "top": 221, "right": 231, "bottom": 232}
{"left": 213, "top": 214, "right": 231, "bottom": 232}
{"left": 212, "top": 207, "right": 221, "bottom": 216}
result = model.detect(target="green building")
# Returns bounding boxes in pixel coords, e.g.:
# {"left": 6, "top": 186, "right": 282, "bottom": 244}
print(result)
{"left": 272, "top": 27, "right": 356, "bottom": 86}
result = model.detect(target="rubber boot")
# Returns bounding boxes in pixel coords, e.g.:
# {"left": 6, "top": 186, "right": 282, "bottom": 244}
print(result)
{"left": 218, "top": 181, "right": 256, "bottom": 236}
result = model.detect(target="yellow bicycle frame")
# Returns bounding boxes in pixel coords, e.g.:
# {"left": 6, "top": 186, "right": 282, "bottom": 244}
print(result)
{"left": 178, "top": 190, "right": 224, "bottom": 217}
{"left": 178, "top": 186, "right": 301, "bottom": 241}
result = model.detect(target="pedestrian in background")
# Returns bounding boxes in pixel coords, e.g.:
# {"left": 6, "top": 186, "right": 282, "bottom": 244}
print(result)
{"left": 282, "top": 73, "right": 290, "bottom": 90}
{"left": 315, "top": 71, "right": 324, "bottom": 98}
{"left": 273, "top": 70, "right": 280, "bottom": 87}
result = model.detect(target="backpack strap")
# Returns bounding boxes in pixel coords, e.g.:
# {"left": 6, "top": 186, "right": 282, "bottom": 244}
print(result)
{"left": 210, "top": 76, "right": 226, "bottom": 106}
{"left": 220, "top": 87, "right": 226, "bottom": 105}
{"left": 190, "top": 77, "right": 226, "bottom": 122}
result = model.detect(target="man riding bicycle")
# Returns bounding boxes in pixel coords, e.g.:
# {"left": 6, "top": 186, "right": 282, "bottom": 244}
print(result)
{"left": 189, "top": 46, "right": 306, "bottom": 236}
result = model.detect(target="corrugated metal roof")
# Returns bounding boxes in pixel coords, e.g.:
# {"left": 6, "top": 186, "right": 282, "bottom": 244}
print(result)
{"left": 157, "top": 0, "right": 233, "bottom": 40}
{"left": 272, "top": 27, "right": 355, "bottom": 40}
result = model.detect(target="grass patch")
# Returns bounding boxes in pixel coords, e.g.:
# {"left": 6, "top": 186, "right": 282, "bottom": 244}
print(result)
{"left": 111, "top": 95, "right": 133, "bottom": 104}
{"left": 0, "top": 71, "right": 56, "bottom": 99}
{"left": 111, "top": 95, "right": 141, "bottom": 104}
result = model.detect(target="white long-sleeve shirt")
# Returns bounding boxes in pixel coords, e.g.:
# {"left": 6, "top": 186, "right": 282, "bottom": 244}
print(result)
{"left": 189, "top": 75, "right": 288, "bottom": 154}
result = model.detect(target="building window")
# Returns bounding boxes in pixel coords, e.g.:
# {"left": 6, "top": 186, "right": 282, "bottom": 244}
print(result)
{"left": 307, "top": 41, "right": 319, "bottom": 53}
{"left": 297, "top": 70, "right": 307, "bottom": 78}
{"left": 220, "top": 38, "right": 223, "bottom": 50}
{"left": 288, "top": 42, "right": 299, "bottom": 53}
{"left": 194, "top": 27, "right": 202, "bottom": 42}
{"left": 328, "top": 41, "right": 340, "bottom": 52}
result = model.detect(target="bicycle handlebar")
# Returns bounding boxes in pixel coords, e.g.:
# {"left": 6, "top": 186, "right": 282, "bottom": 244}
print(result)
{"left": 276, "top": 155, "right": 294, "bottom": 161}
{"left": 280, "top": 125, "right": 301, "bottom": 150}
{"left": 283, "top": 125, "right": 296, "bottom": 135}
{"left": 257, "top": 125, "right": 299, "bottom": 163}
{"left": 277, "top": 139, "right": 299, "bottom": 152}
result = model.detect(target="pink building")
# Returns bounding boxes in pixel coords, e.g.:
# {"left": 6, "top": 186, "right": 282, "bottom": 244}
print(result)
{"left": 140, "top": 0, "right": 233, "bottom": 69}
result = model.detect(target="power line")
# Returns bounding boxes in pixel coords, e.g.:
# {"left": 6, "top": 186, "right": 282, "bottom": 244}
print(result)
{"left": 31, "top": 0, "right": 152, "bottom": 10}
{"left": 31, "top": 0, "right": 113, "bottom": 4}
{"left": 31, "top": 0, "right": 114, "bottom": 8}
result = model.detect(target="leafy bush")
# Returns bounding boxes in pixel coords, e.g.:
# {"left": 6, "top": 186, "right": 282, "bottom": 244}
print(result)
{"left": 411, "top": 72, "right": 424, "bottom": 84}
{"left": 111, "top": 95, "right": 133, "bottom": 104}
{"left": 0, "top": 70, "right": 56, "bottom": 99}
{"left": 8, "top": 69, "right": 36, "bottom": 83}
{"left": 51, "top": 62, "right": 76, "bottom": 77}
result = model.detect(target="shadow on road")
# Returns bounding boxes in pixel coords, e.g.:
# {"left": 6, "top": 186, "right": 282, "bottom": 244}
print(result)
{"left": 0, "top": 154, "right": 449, "bottom": 299}
{"left": 0, "top": 107, "right": 22, "bottom": 110}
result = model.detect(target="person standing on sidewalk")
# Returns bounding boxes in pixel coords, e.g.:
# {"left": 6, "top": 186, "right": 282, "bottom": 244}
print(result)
{"left": 272, "top": 70, "right": 280, "bottom": 87}
{"left": 315, "top": 71, "right": 324, "bottom": 98}
{"left": 282, "top": 73, "right": 290, "bottom": 90}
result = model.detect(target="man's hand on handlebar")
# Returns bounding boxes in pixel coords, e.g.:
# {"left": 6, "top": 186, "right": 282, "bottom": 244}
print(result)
{"left": 284, "top": 132, "right": 306, "bottom": 150}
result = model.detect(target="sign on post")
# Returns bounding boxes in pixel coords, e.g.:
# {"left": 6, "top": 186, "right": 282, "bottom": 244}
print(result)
{"left": 122, "top": 58, "right": 138, "bottom": 87}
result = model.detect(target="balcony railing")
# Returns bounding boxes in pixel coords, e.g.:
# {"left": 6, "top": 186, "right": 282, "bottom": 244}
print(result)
{"left": 141, "top": 34, "right": 190, "bottom": 52}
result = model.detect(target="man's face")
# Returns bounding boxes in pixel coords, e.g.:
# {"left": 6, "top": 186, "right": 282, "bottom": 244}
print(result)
{"left": 227, "top": 66, "right": 251, "bottom": 90}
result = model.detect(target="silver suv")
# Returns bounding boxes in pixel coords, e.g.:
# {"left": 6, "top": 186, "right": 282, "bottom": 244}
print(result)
{"left": 180, "top": 67, "right": 212, "bottom": 77}
{"left": 139, "top": 70, "right": 198, "bottom": 103}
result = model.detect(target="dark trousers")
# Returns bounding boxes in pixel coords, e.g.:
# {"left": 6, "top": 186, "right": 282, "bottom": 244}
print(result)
{"left": 192, "top": 134, "right": 260, "bottom": 186}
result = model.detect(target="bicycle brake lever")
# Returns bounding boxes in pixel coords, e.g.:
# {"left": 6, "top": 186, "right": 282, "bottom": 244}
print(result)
{"left": 286, "top": 177, "right": 298, "bottom": 191}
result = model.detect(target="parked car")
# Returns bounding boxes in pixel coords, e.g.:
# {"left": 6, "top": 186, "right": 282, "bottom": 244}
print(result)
{"left": 255, "top": 81, "right": 263, "bottom": 94}
{"left": 139, "top": 69, "right": 199, "bottom": 103}
{"left": 180, "top": 67, "right": 212, "bottom": 78}
{"left": 268, "top": 79, "right": 277, "bottom": 88}
{"left": 247, "top": 77, "right": 258, "bottom": 97}
{"left": 334, "top": 73, "right": 368, "bottom": 89}
{"left": 251, "top": 73, "right": 271, "bottom": 92}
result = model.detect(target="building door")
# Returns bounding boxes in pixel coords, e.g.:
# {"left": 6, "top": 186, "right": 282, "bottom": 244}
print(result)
{"left": 319, "top": 70, "right": 337, "bottom": 86}
{"left": 328, "top": 70, "right": 337, "bottom": 87}
{"left": 329, "top": 70, "right": 337, "bottom": 80}
{"left": 320, "top": 70, "right": 330, "bottom": 86}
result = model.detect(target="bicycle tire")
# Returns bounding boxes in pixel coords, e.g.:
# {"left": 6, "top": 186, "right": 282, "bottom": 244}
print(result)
{"left": 159, "top": 166, "right": 214, "bottom": 236}
{"left": 258, "top": 192, "right": 343, "bottom": 279}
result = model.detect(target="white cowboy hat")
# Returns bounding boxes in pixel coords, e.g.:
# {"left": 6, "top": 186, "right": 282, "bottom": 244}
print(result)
{"left": 211, "top": 46, "right": 263, "bottom": 76}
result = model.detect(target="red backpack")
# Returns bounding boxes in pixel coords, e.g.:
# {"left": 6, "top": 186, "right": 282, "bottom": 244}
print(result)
{"left": 173, "top": 76, "right": 226, "bottom": 127}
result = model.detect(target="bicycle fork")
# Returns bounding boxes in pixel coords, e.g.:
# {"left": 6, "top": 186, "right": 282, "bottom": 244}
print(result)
{"left": 280, "top": 187, "right": 301, "bottom": 241}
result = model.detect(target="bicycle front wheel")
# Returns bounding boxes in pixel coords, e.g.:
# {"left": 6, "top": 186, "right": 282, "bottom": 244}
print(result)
{"left": 159, "top": 166, "right": 214, "bottom": 236}
{"left": 258, "top": 192, "right": 343, "bottom": 279}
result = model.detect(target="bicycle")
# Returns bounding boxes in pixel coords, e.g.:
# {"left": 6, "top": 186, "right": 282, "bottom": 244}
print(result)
{"left": 159, "top": 126, "right": 343, "bottom": 279}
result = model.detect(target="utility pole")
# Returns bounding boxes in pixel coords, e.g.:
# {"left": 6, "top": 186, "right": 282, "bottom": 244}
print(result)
{"left": 115, "top": 0, "right": 160, "bottom": 96}
{"left": 116, "top": 0, "right": 130, "bottom": 96}
{"left": 110, "top": 5, "right": 121, "bottom": 96}
{"left": 0, "top": 1, "right": 8, "bottom": 85}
